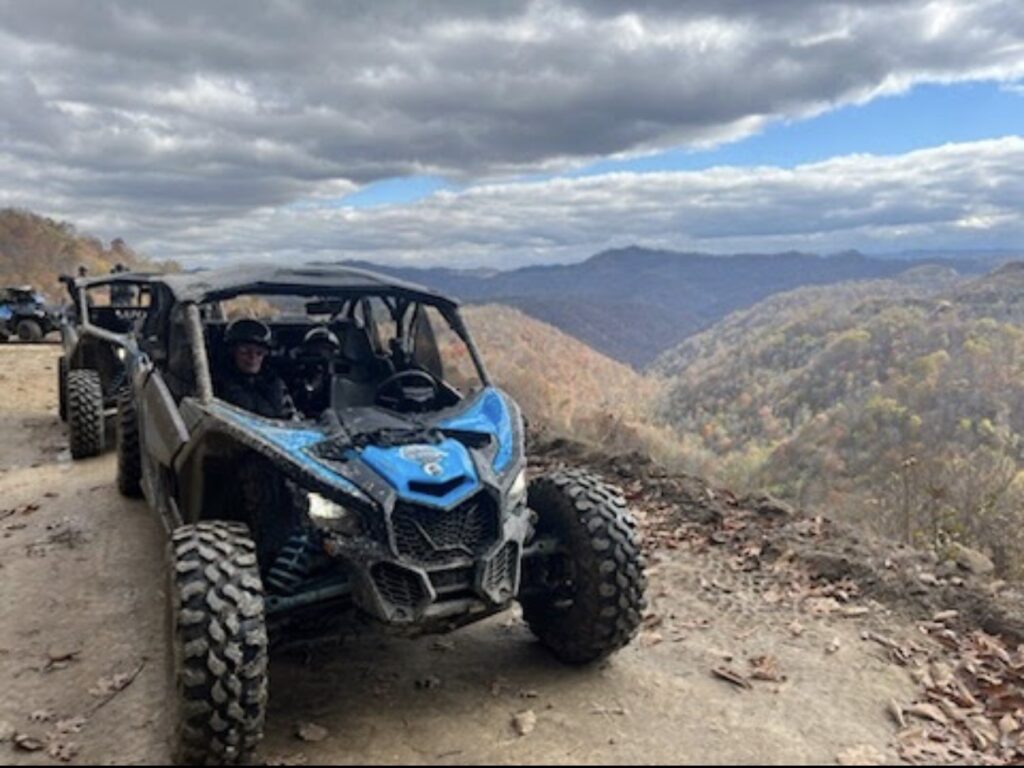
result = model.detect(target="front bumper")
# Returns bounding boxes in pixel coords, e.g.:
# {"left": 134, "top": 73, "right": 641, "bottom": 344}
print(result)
{"left": 323, "top": 495, "right": 532, "bottom": 625}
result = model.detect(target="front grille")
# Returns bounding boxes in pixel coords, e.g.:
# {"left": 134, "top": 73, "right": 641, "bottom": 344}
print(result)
{"left": 371, "top": 563, "right": 426, "bottom": 609}
{"left": 392, "top": 495, "right": 498, "bottom": 565}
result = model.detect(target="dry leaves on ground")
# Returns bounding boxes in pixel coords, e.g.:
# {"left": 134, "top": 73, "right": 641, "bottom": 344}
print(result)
{"left": 512, "top": 710, "right": 537, "bottom": 737}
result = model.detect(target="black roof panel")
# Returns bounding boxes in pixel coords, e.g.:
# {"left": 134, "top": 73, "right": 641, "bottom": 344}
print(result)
{"left": 147, "top": 264, "right": 456, "bottom": 306}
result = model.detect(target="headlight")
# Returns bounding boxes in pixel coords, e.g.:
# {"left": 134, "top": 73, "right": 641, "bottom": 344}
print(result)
{"left": 508, "top": 468, "right": 527, "bottom": 506}
{"left": 308, "top": 493, "right": 363, "bottom": 536}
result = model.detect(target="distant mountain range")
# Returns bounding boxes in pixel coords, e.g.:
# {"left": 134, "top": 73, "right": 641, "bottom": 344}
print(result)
{"left": 0, "top": 207, "right": 1007, "bottom": 369}
{"left": 333, "top": 247, "right": 992, "bottom": 367}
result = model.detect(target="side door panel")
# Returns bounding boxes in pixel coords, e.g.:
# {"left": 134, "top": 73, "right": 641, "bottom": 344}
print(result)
{"left": 140, "top": 370, "right": 190, "bottom": 467}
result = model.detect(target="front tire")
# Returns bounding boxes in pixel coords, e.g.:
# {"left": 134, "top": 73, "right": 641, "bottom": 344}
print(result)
{"left": 16, "top": 318, "right": 42, "bottom": 342}
{"left": 116, "top": 388, "right": 142, "bottom": 497}
{"left": 521, "top": 469, "right": 647, "bottom": 664}
{"left": 170, "top": 522, "right": 268, "bottom": 765}
{"left": 67, "top": 369, "right": 105, "bottom": 459}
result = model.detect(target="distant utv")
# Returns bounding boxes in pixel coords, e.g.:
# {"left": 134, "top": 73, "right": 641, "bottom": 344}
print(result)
{"left": 0, "top": 285, "right": 61, "bottom": 342}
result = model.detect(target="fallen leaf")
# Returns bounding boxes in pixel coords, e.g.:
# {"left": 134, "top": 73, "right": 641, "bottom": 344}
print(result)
{"left": 806, "top": 597, "right": 841, "bottom": 615}
{"left": 13, "top": 732, "right": 44, "bottom": 752}
{"left": 89, "top": 660, "right": 146, "bottom": 698}
{"left": 641, "top": 631, "right": 664, "bottom": 647}
{"left": 512, "top": 710, "right": 537, "bottom": 737}
{"left": 928, "top": 661, "right": 954, "bottom": 688}
{"left": 997, "top": 713, "right": 1018, "bottom": 735}
{"left": 712, "top": 666, "right": 752, "bottom": 690}
{"left": 841, "top": 606, "right": 870, "bottom": 618}
{"left": 48, "top": 741, "right": 79, "bottom": 763}
{"left": 749, "top": 655, "right": 786, "bottom": 683}
{"left": 295, "top": 722, "right": 328, "bottom": 743}
{"left": 907, "top": 702, "right": 948, "bottom": 726}
{"left": 55, "top": 717, "right": 87, "bottom": 735}
{"left": 44, "top": 647, "right": 81, "bottom": 672}
{"left": 887, "top": 699, "right": 906, "bottom": 728}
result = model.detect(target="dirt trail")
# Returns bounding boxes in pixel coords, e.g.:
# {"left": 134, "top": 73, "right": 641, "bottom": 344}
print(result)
{"left": 0, "top": 345, "right": 1008, "bottom": 764}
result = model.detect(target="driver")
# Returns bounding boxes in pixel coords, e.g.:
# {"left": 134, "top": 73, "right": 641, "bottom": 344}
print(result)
{"left": 293, "top": 326, "right": 341, "bottom": 417}
{"left": 216, "top": 318, "right": 297, "bottom": 420}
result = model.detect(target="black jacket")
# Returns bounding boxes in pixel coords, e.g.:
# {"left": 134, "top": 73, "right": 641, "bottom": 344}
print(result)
{"left": 216, "top": 367, "right": 296, "bottom": 420}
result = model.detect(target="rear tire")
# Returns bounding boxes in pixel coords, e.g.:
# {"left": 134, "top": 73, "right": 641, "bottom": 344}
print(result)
{"left": 170, "top": 522, "right": 268, "bottom": 765}
{"left": 521, "top": 469, "right": 647, "bottom": 664}
{"left": 57, "top": 356, "right": 68, "bottom": 422}
{"left": 16, "top": 319, "right": 43, "bottom": 342}
{"left": 116, "top": 388, "right": 142, "bottom": 497}
{"left": 67, "top": 369, "right": 105, "bottom": 459}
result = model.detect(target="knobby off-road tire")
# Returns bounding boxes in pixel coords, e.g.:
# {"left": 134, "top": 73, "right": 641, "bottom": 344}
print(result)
{"left": 67, "top": 368, "right": 104, "bottom": 459}
{"left": 57, "top": 356, "right": 68, "bottom": 422}
{"left": 170, "top": 522, "right": 269, "bottom": 765}
{"left": 116, "top": 388, "right": 142, "bottom": 497}
{"left": 521, "top": 469, "right": 647, "bottom": 664}
{"left": 16, "top": 318, "right": 42, "bottom": 342}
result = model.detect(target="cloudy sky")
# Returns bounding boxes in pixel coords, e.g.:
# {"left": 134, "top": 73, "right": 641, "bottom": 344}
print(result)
{"left": 1, "top": 0, "right": 1023, "bottom": 267}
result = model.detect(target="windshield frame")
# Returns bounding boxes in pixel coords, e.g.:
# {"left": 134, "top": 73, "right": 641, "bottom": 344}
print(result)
{"left": 184, "top": 289, "right": 491, "bottom": 407}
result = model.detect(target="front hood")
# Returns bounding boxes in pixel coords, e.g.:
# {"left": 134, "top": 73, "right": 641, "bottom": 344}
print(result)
{"left": 203, "top": 386, "right": 519, "bottom": 509}
{"left": 360, "top": 438, "right": 480, "bottom": 508}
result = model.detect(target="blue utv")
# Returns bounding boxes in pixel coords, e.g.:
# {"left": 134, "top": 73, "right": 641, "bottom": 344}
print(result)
{"left": 0, "top": 285, "right": 61, "bottom": 342}
{"left": 115, "top": 265, "right": 646, "bottom": 765}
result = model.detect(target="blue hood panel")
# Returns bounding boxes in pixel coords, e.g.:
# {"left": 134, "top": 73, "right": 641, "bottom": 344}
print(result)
{"left": 360, "top": 438, "right": 480, "bottom": 508}
{"left": 441, "top": 388, "right": 516, "bottom": 472}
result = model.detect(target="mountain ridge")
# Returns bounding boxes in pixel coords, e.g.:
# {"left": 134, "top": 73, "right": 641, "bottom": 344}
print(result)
{"left": 333, "top": 247, "right": 989, "bottom": 367}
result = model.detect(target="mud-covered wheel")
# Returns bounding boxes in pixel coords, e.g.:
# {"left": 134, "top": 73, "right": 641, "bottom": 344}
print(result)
{"left": 116, "top": 388, "right": 142, "bottom": 497}
{"left": 170, "top": 522, "right": 268, "bottom": 765}
{"left": 67, "top": 368, "right": 105, "bottom": 459}
{"left": 520, "top": 469, "right": 647, "bottom": 664}
{"left": 16, "top": 318, "right": 42, "bottom": 342}
{"left": 57, "top": 356, "right": 68, "bottom": 422}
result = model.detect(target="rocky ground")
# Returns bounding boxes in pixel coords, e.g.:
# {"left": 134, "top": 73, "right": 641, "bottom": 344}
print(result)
{"left": 1, "top": 345, "right": 1022, "bottom": 765}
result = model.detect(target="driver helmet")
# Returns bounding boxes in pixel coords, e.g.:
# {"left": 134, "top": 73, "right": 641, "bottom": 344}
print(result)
{"left": 301, "top": 326, "right": 341, "bottom": 356}
{"left": 225, "top": 318, "right": 273, "bottom": 349}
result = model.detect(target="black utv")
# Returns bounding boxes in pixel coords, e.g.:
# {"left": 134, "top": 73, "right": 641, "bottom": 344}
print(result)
{"left": 0, "top": 285, "right": 61, "bottom": 342}
{"left": 113, "top": 265, "right": 647, "bottom": 764}
{"left": 57, "top": 273, "right": 155, "bottom": 458}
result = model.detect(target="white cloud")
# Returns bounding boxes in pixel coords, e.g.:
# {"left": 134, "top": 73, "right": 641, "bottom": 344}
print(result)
{"left": 0, "top": 1, "right": 1022, "bottom": 259}
{"left": 113, "top": 137, "right": 1024, "bottom": 268}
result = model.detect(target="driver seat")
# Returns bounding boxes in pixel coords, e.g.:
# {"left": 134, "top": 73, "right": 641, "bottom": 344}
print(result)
{"left": 331, "top": 322, "right": 392, "bottom": 408}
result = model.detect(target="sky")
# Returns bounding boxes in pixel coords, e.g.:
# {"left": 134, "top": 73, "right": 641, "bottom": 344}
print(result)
{"left": 0, "top": 0, "right": 1023, "bottom": 268}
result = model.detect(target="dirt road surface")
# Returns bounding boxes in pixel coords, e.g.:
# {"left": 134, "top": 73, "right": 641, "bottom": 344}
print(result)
{"left": 0, "top": 345, "right": 963, "bottom": 764}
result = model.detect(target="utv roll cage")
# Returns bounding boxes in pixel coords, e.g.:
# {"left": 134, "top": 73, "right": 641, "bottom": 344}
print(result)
{"left": 144, "top": 265, "right": 492, "bottom": 406}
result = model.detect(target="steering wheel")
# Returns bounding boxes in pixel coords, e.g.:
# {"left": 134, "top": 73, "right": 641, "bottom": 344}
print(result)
{"left": 375, "top": 369, "right": 441, "bottom": 411}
